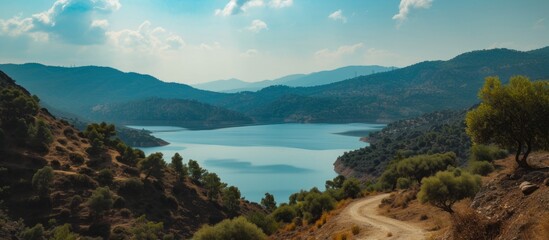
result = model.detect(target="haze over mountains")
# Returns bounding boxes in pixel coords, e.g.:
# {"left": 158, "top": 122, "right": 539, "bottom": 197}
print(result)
{"left": 192, "top": 65, "right": 395, "bottom": 93}
{"left": 1, "top": 47, "right": 548, "bottom": 128}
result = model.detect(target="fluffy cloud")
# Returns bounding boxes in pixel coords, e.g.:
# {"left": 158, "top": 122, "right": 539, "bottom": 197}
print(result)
{"left": 393, "top": 0, "right": 433, "bottom": 22}
{"left": 247, "top": 19, "right": 268, "bottom": 33}
{"left": 107, "top": 21, "right": 185, "bottom": 52}
{"left": 215, "top": 0, "right": 264, "bottom": 16}
{"left": 328, "top": 10, "right": 347, "bottom": 23}
{"left": 0, "top": 0, "right": 121, "bottom": 44}
{"left": 315, "top": 43, "right": 364, "bottom": 59}
{"left": 269, "top": 0, "right": 293, "bottom": 8}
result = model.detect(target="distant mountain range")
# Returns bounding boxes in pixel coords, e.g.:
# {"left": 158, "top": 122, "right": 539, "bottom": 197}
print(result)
{"left": 1, "top": 47, "right": 548, "bottom": 127}
{"left": 192, "top": 65, "right": 395, "bottom": 92}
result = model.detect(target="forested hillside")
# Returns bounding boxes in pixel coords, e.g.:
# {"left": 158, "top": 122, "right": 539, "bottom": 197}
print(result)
{"left": 335, "top": 109, "right": 471, "bottom": 178}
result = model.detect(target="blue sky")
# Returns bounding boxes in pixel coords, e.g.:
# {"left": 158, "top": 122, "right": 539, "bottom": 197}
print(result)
{"left": 0, "top": 0, "right": 548, "bottom": 84}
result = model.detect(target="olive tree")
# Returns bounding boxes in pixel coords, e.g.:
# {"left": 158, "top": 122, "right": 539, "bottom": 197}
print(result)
{"left": 466, "top": 76, "right": 549, "bottom": 168}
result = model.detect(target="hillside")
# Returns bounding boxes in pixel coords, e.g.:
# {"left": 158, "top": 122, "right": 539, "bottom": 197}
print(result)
{"left": 195, "top": 65, "right": 394, "bottom": 92}
{"left": 0, "top": 71, "right": 261, "bottom": 239}
{"left": 335, "top": 109, "right": 471, "bottom": 179}
{"left": 90, "top": 97, "right": 254, "bottom": 129}
{"left": 2, "top": 47, "right": 548, "bottom": 126}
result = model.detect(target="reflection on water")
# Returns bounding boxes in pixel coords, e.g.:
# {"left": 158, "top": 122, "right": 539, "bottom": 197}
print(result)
{"left": 129, "top": 123, "right": 383, "bottom": 203}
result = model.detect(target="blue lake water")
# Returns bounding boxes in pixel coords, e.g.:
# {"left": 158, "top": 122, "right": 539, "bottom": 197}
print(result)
{"left": 128, "top": 123, "right": 384, "bottom": 203}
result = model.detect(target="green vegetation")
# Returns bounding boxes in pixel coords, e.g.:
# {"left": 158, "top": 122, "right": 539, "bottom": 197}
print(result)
{"left": 342, "top": 178, "right": 362, "bottom": 199}
{"left": 470, "top": 144, "right": 508, "bottom": 162}
{"left": 32, "top": 166, "right": 53, "bottom": 197}
{"left": 170, "top": 153, "right": 188, "bottom": 180}
{"left": 50, "top": 224, "right": 79, "bottom": 240}
{"left": 138, "top": 152, "right": 166, "bottom": 181}
{"left": 468, "top": 161, "right": 494, "bottom": 176}
{"left": 19, "top": 224, "right": 44, "bottom": 240}
{"left": 188, "top": 159, "right": 206, "bottom": 182}
{"left": 130, "top": 215, "right": 164, "bottom": 240}
{"left": 27, "top": 118, "right": 53, "bottom": 152}
{"left": 379, "top": 152, "right": 456, "bottom": 190}
{"left": 338, "top": 109, "right": 471, "bottom": 178}
{"left": 271, "top": 205, "right": 297, "bottom": 223}
{"left": 245, "top": 212, "right": 278, "bottom": 235}
{"left": 222, "top": 186, "right": 241, "bottom": 214}
{"left": 87, "top": 187, "right": 114, "bottom": 217}
{"left": 202, "top": 172, "right": 225, "bottom": 201}
{"left": 97, "top": 169, "right": 114, "bottom": 186}
{"left": 193, "top": 217, "right": 267, "bottom": 240}
{"left": 302, "top": 192, "right": 336, "bottom": 222}
{"left": 261, "top": 193, "right": 277, "bottom": 212}
{"left": 466, "top": 76, "right": 549, "bottom": 168}
{"left": 417, "top": 169, "right": 481, "bottom": 213}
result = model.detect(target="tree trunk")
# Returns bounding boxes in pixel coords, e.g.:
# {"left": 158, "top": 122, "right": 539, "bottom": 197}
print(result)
{"left": 519, "top": 142, "right": 532, "bottom": 169}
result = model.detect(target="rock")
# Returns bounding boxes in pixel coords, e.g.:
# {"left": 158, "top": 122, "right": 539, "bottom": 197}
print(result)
{"left": 544, "top": 178, "right": 549, "bottom": 186}
{"left": 519, "top": 181, "right": 539, "bottom": 195}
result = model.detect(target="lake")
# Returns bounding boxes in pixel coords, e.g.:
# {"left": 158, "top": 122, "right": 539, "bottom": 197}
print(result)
{"left": 128, "top": 123, "right": 384, "bottom": 203}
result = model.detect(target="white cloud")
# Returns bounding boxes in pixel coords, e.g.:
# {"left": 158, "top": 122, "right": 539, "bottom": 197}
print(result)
{"left": 215, "top": 0, "right": 264, "bottom": 16}
{"left": 0, "top": 0, "right": 121, "bottom": 44}
{"left": 269, "top": 0, "right": 293, "bottom": 8}
{"left": 392, "top": 0, "right": 433, "bottom": 23}
{"left": 315, "top": 43, "right": 364, "bottom": 59}
{"left": 247, "top": 19, "right": 268, "bottom": 33}
{"left": 241, "top": 49, "right": 259, "bottom": 57}
{"left": 328, "top": 10, "right": 347, "bottom": 23}
{"left": 107, "top": 21, "right": 185, "bottom": 52}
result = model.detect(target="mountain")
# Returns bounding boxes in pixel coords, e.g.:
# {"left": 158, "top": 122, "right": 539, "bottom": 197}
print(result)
{"left": 216, "top": 47, "right": 549, "bottom": 123}
{"left": 192, "top": 78, "right": 251, "bottom": 92}
{"left": 90, "top": 97, "right": 254, "bottom": 129}
{"left": 2, "top": 47, "right": 548, "bottom": 127}
{"left": 194, "top": 65, "right": 394, "bottom": 93}
{"left": 0, "top": 63, "right": 227, "bottom": 116}
{"left": 0, "top": 70, "right": 261, "bottom": 239}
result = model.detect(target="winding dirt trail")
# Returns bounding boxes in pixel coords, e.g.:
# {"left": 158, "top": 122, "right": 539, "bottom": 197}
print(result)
{"left": 342, "top": 193, "right": 427, "bottom": 240}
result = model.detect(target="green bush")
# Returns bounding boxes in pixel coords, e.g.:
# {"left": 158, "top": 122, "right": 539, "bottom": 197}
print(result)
{"left": 131, "top": 215, "right": 164, "bottom": 240}
{"left": 470, "top": 144, "right": 508, "bottom": 162}
{"left": 271, "top": 205, "right": 297, "bottom": 223}
{"left": 193, "top": 217, "right": 267, "bottom": 240}
{"left": 303, "top": 192, "right": 335, "bottom": 222}
{"left": 119, "top": 178, "right": 144, "bottom": 195}
{"left": 469, "top": 161, "right": 494, "bottom": 176}
{"left": 19, "top": 224, "right": 44, "bottom": 240}
{"left": 32, "top": 166, "right": 53, "bottom": 197}
{"left": 97, "top": 169, "right": 114, "bottom": 186}
{"left": 417, "top": 170, "right": 481, "bottom": 213}
{"left": 342, "top": 178, "right": 361, "bottom": 199}
{"left": 87, "top": 187, "right": 113, "bottom": 217}
{"left": 50, "top": 224, "right": 79, "bottom": 240}
{"left": 246, "top": 211, "right": 278, "bottom": 235}
{"left": 396, "top": 177, "right": 412, "bottom": 189}
{"left": 261, "top": 193, "right": 277, "bottom": 212}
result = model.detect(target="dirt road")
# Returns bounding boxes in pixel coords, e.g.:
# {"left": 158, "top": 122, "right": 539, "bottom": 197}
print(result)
{"left": 343, "top": 193, "right": 427, "bottom": 240}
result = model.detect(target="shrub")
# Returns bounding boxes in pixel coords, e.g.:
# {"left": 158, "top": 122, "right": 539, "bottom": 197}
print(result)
{"left": 32, "top": 166, "right": 53, "bottom": 197}
{"left": 70, "top": 195, "right": 82, "bottom": 210}
{"left": 450, "top": 207, "right": 499, "bottom": 240}
{"left": 342, "top": 178, "right": 361, "bottom": 199}
{"left": 50, "top": 224, "right": 79, "bottom": 240}
{"left": 120, "top": 208, "right": 132, "bottom": 218}
{"left": 303, "top": 192, "right": 336, "bottom": 222}
{"left": 469, "top": 161, "right": 494, "bottom": 176}
{"left": 87, "top": 221, "right": 111, "bottom": 239}
{"left": 77, "top": 167, "right": 95, "bottom": 176}
{"left": 50, "top": 160, "right": 61, "bottom": 169}
{"left": 59, "top": 208, "right": 71, "bottom": 219}
{"left": 69, "top": 153, "right": 85, "bottom": 165}
{"left": 111, "top": 226, "right": 131, "bottom": 240}
{"left": 246, "top": 212, "right": 278, "bottom": 235}
{"left": 261, "top": 193, "right": 277, "bottom": 212}
{"left": 470, "top": 144, "right": 508, "bottom": 162}
{"left": 131, "top": 215, "right": 164, "bottom": 240}
{"left": 19, "top": 224, "right": 44, "bottom": 240}
{"left": 417, "top": 170, "right": 481, "bottom": 213}
{"left": 87, "top": 187, "right": 113, "bottom": 217}
{"left": 271, "top": 205, "right": 297, "bottom": 223}
{"left": 119, "top": 178, "right": 144, "bottom": 195}
{"left": 113, "top": 196, "right": 126, "bottom": 209}
{"left": 396, "top": 177, "right": 412, "bottom": 189}
{"left": 97, "top": 169, "right": 113, "bottom": 186}
{"left": 351, "top": 224, "right": 360, "bottom": 235}
{"left": 70, "top": 174, "right": 98, "bottom": 189}
{"left": 193, "top": 217, "right": 267, "bottom": 240}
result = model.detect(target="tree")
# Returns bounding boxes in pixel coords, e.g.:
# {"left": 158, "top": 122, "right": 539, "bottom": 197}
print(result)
{"left": 342, "top": 178, "right": 361, "bottom": 199}
{"left": 261, "top": 193, "right": 276, "bottom": 212}
{"left": 131, "top": 215, "right": 164, "bottom": 240}
{"left": 271, "top": 205, "right": 297, "bottom": 223}
{"left": 302, "top": 192, "right": 336, "bottom": 222}
{"left": 193, "top": 217, "right": 267, "bottom": 240}
{"left": 188, "top": 159, "right": 205, "bottom": 182}
{"left": 202, "top": 172, "right": 225, "bottom": 201}
{"left": 138, "top": 152, "right": 166, "bottom": 181}
{"left": 87, "top": 187, "right": 114, "bottom": 217}
{"left": 325, "top": 175, "right": 346, "bottom": 189}
{"left": 32, "top": 166, "right": 53, "bottom": 197}
{"left": 222, "top": 186, "right": 241, "bottom": 214}
{"left": 171, "top": 153, "right": 188, "bottom": 180}
{"left": 466, "top": 76, "right": 549, "bottom": 168}
{"left": 417, "top": 169, "right": 481, "bottom": 213}
{"left": 27, "top": 119, "right": 53, "bottom": 152}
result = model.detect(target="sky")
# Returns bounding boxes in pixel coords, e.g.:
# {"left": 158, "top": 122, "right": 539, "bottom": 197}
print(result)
{"left": 0, "top": 0, "right": 548, "bottom": 84}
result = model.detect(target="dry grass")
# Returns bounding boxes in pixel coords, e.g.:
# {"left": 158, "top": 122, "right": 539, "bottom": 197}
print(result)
{"left": 450, "top": 205, "right": 499, "bottom": 240}
{"left": 351, "top": 224, "right": 360, "bottom": 235}
{"left": 331, "top": 231, "right": 351, "bottom": 240}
